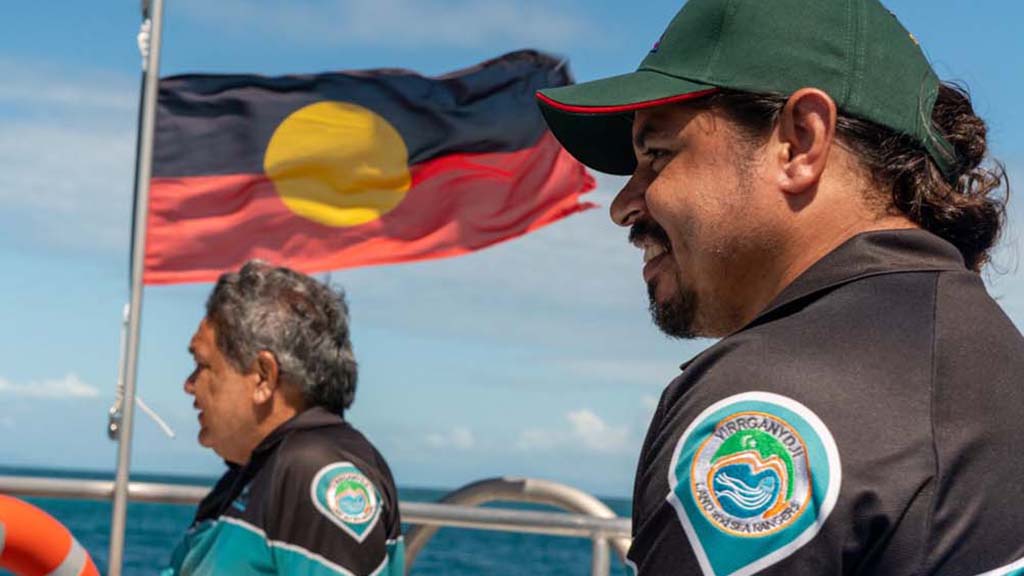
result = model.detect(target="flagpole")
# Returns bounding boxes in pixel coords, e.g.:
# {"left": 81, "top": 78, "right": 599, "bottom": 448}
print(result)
{"left": 107, "top": 0, "right": 165, "bottom": 573}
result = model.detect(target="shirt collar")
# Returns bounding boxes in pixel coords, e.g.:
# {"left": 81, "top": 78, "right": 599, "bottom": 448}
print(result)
{"left": 757, "top": 227, "right": 962, "bottom": 317}
{"left": 250, "top": 406, "right": 345, "bottom": 460}
{"left": 750, "top": 228, "right": 966, "bottom": 328}
{"left": 196, "top": 406, "right": 346, "bottom": 523}
{"left": 679, "top": 229, "right": 966, "bottom": 371}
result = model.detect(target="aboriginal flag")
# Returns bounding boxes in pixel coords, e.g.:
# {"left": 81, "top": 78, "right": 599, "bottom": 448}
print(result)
{"left": 145, "top": 50, "right": 596, "bottom": 284}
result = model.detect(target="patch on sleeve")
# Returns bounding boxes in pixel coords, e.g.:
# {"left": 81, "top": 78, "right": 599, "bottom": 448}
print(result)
{"left": 666, "top": 392, "right": 841, "bottom": 576}
{"left": 310, "top": 462, "right": 382, "bottom": 543}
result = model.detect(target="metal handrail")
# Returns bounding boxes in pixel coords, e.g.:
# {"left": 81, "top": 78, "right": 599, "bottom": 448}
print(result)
{"left": 403, "top": 501, "right": 628, "bottom": 539}
{"left": 404, "top": 477, "right": 631, "bottom": 575}
{"left": 0, "top": 475, "right": 631, "bottom": 575}
{"left": 0, "top": 476, "right": 209, "bottom": 505}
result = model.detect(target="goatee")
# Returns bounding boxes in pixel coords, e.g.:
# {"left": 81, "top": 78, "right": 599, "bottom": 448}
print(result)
{"left": 630, "top": 218, "right": 700, "bottom": 338}
{"left": 647, "top": 270, "right": 699, "bottom": 339}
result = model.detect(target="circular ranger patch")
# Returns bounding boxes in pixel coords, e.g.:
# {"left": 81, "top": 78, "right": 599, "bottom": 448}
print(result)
{"left": 327, "top": 471, "right": 377, "bottom": 524}
{"left": 692, "top": 411, "right": 810, "bottom": 536}
{"left": 311, "top": 462, "right": 381, "bottom": 543}
{"left": 667, "top": 392, "right": 841, "bottom": 576}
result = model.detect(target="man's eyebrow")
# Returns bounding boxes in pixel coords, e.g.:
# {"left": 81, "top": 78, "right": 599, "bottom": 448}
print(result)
{"left": 633, "top": 125, "right": 651, "bottom": 151}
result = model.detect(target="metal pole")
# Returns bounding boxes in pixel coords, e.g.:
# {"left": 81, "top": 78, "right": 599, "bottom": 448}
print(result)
{"left": 107, "top": 0, "right": 165, "bottom": 573}
{"left": 591, "top": 537, "right": 611, "bottom": 576}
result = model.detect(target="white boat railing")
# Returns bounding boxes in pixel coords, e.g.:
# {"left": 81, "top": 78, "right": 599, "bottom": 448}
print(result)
{"left": 0, "top": 475, "right": 631, "bottom": 576}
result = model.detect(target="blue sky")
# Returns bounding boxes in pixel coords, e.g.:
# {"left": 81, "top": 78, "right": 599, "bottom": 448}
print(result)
{"left": 0, "top": 1, "right": 1021, "bottom": 498}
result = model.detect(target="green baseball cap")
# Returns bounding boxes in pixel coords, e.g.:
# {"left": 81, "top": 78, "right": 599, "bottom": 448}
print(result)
{"left": 537, "top": 0, "right": 956, "bottom": 177}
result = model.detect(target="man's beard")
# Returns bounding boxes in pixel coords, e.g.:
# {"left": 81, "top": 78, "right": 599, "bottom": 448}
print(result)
{"left": 648, "top": 267, "right": 699, "bottom": 339}
{"left": 630, "top": 218, "right": 700, "bottom": 339}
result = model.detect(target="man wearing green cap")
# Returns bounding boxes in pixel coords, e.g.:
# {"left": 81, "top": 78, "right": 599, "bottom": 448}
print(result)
{"left": 538, "top": 0, "right": 1021, "bottom": 574}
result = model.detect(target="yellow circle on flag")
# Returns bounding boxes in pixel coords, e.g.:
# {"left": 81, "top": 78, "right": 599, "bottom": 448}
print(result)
{"left": 263, "top": 101, "right": 412, "bottom": 227}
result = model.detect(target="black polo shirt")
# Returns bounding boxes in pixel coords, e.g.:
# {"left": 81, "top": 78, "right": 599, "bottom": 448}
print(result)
{"left": 164, "top": 407, "right": 404, "bottom": 576}
{"left": 626, "top": 229, "right": 1024, "bottom": 575}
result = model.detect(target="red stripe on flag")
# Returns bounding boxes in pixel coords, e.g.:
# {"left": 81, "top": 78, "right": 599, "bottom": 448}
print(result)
{"left": 143, "top": 132, "right": 596, "bottom": 284}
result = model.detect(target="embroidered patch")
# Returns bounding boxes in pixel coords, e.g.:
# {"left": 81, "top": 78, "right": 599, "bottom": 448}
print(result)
{"left": 311, "top": 462, "right": 381, "bottom": 543}
{"left": 667, "top": 392, "right": 841, "bottom": 576}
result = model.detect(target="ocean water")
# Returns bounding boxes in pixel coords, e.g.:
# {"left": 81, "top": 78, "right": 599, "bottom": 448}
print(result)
{"left": 1, "top": 468, "right": 631, "bottom": 575}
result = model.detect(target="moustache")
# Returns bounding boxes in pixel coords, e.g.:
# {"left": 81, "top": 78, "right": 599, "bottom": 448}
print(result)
{"left": 629, "top": 218, "right": 671, "bottom": 250}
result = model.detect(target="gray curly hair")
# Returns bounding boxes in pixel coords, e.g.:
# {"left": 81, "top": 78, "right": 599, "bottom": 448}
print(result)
{"left": 205, "top": 261, "right": 357, "bottom": 414}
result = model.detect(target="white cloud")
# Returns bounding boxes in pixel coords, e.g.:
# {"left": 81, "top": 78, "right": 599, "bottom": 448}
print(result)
{"left": 641, "top": 394, "right": 659, "bottom": 412}
{"left": 558, "top": 358, "right": 680, "bottom": 388}
{"left": 340, "top": 172, "right": 653, "bottom": 347}
{"left": 0, "top": 119, "right": 135, "bottom": 252}
{"left": 515, "top": 427, "right": 560, "bottom": 452}
{"left": 178, "top": 0, "right": 595, "bottom": 50}
{"left": 0, "top": 373, "right": 100, "bottom": 399}
{"left": 516, "top": 407, "right": 631, "bottom": 455}
{"left": 0, "top": 59, "right": 136, "bottom": 112}
{"left": 0, "top": 60, "right": 136, "bottom": 253}
{"left": 566, "top": 409, "right": 630, "bottom": 454}
{"left": 425, "top": 426, "right": 475, "bottom": 450}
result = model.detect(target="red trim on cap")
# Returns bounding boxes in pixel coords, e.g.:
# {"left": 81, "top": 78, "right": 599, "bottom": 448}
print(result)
{"left": 536, "top": 88, "right": 719, "bottom": 114}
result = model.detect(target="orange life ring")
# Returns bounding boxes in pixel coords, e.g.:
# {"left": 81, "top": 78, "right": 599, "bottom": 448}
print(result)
{"left": 0, "top": 494, "right": 100, "bottom": 576}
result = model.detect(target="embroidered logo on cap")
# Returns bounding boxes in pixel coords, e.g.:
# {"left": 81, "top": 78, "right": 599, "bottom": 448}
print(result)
{"left": 651, "top": 33, "right": 665, "bottom": 53}
{"left": 668, "top": 392, "right": 841, "bottom": 575}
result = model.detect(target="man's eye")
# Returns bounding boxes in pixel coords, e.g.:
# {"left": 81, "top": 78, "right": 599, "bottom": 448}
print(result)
{"left": 645, "top": 148, "right": 671, "bottom": 161}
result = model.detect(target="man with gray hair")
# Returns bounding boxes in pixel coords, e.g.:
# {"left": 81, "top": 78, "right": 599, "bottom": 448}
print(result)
{"left": 163, "top": 261, "right": 404, "bottom": 576}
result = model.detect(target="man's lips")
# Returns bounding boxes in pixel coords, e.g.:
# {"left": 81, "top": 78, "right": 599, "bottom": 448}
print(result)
{"left": 643, "top": 242, "right": 667, "bottom": 263}
{"left": 643, "top": 250, "right": 671, "bottom": 283}
{"left": 630, "top": 218, "right": 674, "bottom": 283}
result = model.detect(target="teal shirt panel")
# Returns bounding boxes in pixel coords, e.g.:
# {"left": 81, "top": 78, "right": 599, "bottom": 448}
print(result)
{"left": 162, "top": 519, "right": 274, "bottom": 576}
{"left": 162, "top": 518, "right": 405, "bottom": 576}
{"left": 384, "top": 538, "right": 405, "bottom": 576}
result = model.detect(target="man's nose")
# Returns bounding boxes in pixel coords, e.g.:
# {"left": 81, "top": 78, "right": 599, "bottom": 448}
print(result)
{"left": 610, "top": 173, "right": 646, "bottom": 227}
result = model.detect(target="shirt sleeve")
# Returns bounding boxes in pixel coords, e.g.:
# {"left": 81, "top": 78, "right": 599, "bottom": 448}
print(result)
{"left": 628, "top": 328, "right": 936, "bottom": 575}
{"left": 263, "top": 442, "right": 400, "bottom": 576}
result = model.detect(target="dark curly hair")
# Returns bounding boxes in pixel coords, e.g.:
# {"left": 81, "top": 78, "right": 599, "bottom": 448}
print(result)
{"left": 707, "top": 84, "right": 1008, "bottom": 271}
{"left": 205, "top": 261, "right": 357, "bottom": 414}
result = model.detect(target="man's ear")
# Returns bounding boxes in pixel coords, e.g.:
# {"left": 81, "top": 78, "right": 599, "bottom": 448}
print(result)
{"left": 774, "top": 88, "right": 837, "bottom": 195}
{"left": 251, "top": 351, "right": 280, "bottom": 405}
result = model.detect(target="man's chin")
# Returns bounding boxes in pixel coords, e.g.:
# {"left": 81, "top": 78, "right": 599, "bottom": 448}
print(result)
{"left": 198, "top": 430, "right": 213, "bottom": 448}
{"left": 646, "top": 270, "right": 680, "bottom": 304}
{"left": 647, "top": 284, "right": 699, "bottom": 339}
